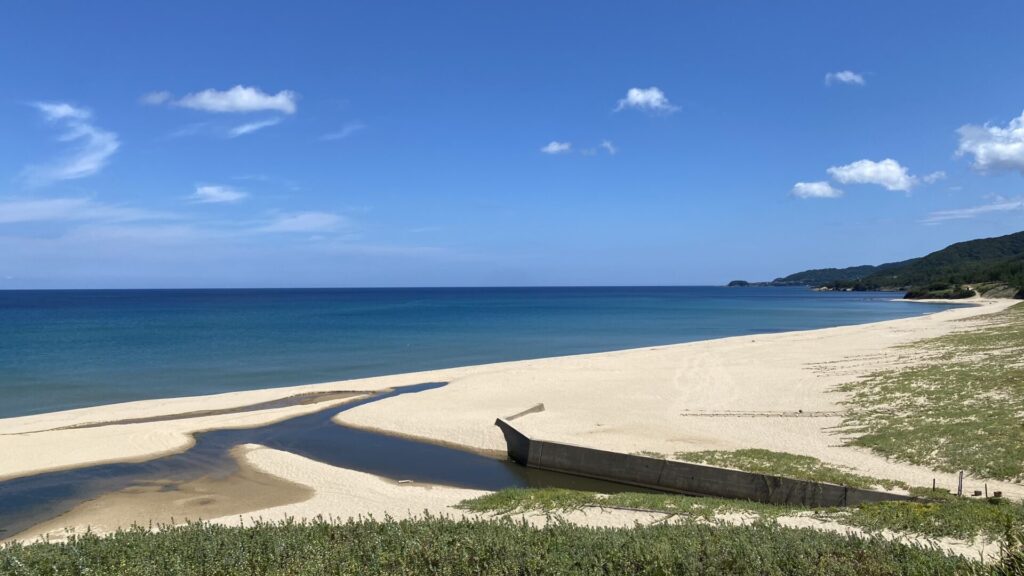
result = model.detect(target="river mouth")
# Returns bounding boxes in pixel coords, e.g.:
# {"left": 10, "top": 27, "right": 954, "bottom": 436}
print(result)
{"left": 1, "top": 382, "right": 645, "bottom": 540}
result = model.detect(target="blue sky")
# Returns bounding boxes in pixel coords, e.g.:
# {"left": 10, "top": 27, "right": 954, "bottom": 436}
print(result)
{"left": 2, "top": 1, "right": 1023, "bottom": 288}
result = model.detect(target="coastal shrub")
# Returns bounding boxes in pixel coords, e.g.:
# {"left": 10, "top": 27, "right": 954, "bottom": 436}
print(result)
{"left": 903, "top": 285, "right": 976, "bottom": 299}
{"left": 843, "top": 491, "right": 1024, "bottom": 540}
{"left": 0, "top": 516, "right": 977, "bottom": 575}
{"left": 990, "top": 523, "right": 1024, "bottom": 576}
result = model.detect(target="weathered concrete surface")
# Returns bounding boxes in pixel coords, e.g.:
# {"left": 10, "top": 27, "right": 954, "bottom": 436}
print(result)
{"left": 495, "top": 418, "right": 910, "bottom": 507}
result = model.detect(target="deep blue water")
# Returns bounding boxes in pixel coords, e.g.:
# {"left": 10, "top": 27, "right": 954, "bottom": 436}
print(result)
{"left": 0, "top": 287, "right": 958, "bottom": 419}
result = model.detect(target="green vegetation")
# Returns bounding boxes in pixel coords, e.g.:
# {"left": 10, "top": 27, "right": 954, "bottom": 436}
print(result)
{"left": 774, "top": 261, "right": 915, "bottom": 287}
{"left": 459, "top": 487, "right": 1024, "bottom": 542}
{"left": 631, "top": 449, "right": 668, "bottom": 459}
{"left": 982, "top": 524, "right": 1024, "bottom": 576}
{"left": 0, "top": 516, "right": 979, "bottom": 575}
{"left": 840, "top": 490, "right": 1024, "bottom": 541}
{"left": 774, "top": 230, "right": 1024, "bottom": 297}
{"left": 457, "top": 487, "right": 795, "bottom": 519}
{"left": 839, "top": 302, "right": 1024, "bottom": 480}
{"left": 903, "top": 283, "right": 977, "bottom": 299}
{"left": 673, "top": 448, "right": 908, "bottom": 491}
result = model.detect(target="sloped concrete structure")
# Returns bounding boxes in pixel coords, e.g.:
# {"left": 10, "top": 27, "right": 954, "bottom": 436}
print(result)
{"left": 495, "top": 418, "right": 910, "bottom": 507}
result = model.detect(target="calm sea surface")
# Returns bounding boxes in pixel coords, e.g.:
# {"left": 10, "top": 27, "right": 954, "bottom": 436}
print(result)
{"left": 0, "top": 287, "right": 959, "bottom": 419}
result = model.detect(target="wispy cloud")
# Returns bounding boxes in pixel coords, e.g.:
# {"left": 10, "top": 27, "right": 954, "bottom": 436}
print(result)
{"left": 827, "top": 158, "right": 917, "bottom": 192}
{"left": 140, "top": 91, "right": 172, "bottom": 105}
{"left": 0, "top": 197, "right": 167, "bottom": 224}
{"left": 258, "top": 212, "right": 348, "bottom": 233}
{"left": 825, "top": 70, "right": 865, "bottom": 86}
{"left": 600, "top": 140, "right": 617, "bottom": 155}
{"left": 228, "top": 117, "right": 281, "bottom": 138}
{"left": 615, "top": 87, "right": 678, "bottom": 113}
{"left": 156, "top": 85, "right": 298, "bottom": 114}
{"left": 922, "top": 197, "right": 1024, "bottom": 224}
{"left": 956, "top": 110, "right": 1024, "bottom": 174}
{"left": 791, "top": 181, "right": 843, "bottom": 199}
{"left": 165, "top": 122, "right": 212, "bottom": 139}
{"left": 190, "top": 185, "right": 248, "bottom": 204}
{"left": 23, "top": 102, "right": 120, "bottom": 185}
{"left": 540, "top": 141, "right": 572, "bottom": 154}
{"left": 321, "top": 121, "right": 365, "bottom": 141}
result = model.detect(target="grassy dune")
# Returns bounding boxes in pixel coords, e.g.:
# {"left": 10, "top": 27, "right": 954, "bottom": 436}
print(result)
{"left": 839, "top": 302, "right": 1024, "bottom": 480}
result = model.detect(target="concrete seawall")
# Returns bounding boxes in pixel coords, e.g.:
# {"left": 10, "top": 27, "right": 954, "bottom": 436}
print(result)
{"left": 495, "top": 418, "right": 910, "bottom": 507}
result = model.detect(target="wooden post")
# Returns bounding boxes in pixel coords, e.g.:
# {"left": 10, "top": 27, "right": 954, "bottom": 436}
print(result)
{"left": 957, "top": 471, "right": 963, "bottom": 497}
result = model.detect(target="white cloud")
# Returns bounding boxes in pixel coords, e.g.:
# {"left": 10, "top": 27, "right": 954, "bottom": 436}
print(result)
{"left": 140, "top": 91, "right": 172, "bottom": 105}
{"left": 826, "top": 158, "right": 917, "bottom": 192}
{"left": 601, "top": 140, "right": 617, "bottom": 155}
{"left": 825, "top": 70, "right": 866, "bottom": 86}
{"left": 922, "top": 197, "right": 1024, "bottom": 224}
{"left": 0, "top": 197, "right": 165, "bottom": 224}
{"left": 956, "top": 110, "right": 1024, "bottom": 174}
{"left": 541, "top": 141, "right": 572, "bottom": 154}
{"left": 791, "top": 181, "right": 844, "bottom": 199}
{"left": 922, "top": 171, "right": 947, "bottom": 184}
{"left": 615, "top": 87, "right": 678, "bottom": 113}
{"left": 24, "top": 102, "right": 120, "bottom": 185}
{"left": 175, "top": 85, "right": 298, "bottom": 114}
{"left": 322, "top": 121, "right": 366, "bottom": 141}
{"left": 190, "top": 185, "right": 248, "bottom": 204}
{"left": 258, "top": 212, "right": 347, "bottom": 233}
{"left": 228, "top": 117, "right": 281, "bottom": 138}
{"left": 34, "top": 102, "right": 91, "bottom": 121}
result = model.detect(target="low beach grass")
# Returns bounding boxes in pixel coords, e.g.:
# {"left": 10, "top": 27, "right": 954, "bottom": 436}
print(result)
{"left": 460, "top": 487, "right": 1024, "bottom": 542}
{"left": 838, "top": 302, "right": 1024, "bottom": 481}
{"left": 0, "top": 516, "right": 981, "bottom": 575}
{"left": 456, "top": 486, "right": 796, "bottom": 520}
{"left": 673, "top": 448, "right": 909, "bottom": 491}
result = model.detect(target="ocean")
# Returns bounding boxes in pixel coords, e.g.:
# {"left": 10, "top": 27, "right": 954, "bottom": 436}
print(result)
{"left": 0, "top": 287, "right": 959, "bottom": 419}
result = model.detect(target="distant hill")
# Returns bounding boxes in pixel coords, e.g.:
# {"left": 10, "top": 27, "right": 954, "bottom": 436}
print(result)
{"left": 752, "top": 231, "right": 1024, "bottom": 299}
{"left": 771, "top": 260, "right": 917, "bottom": 286}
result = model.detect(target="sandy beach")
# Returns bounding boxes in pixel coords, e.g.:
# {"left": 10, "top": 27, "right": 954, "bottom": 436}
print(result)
{"left": 2, "top": 297, "right": 1020, "bottom": 546}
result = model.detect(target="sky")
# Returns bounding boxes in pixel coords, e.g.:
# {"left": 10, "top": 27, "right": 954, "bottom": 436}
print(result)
{"left": 2, "top": 1, "right": 1023, "bottom": 288}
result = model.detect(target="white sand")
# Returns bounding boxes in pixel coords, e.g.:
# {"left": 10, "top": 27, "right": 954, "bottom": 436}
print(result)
{"left": 213, "top": 444, "right": 486, "bottom": 524}
{"left": 335, "top": 298, "right": 1022, "bottom": 498}
{"left": 2, "top": 297, "right": 1021, "bottom": 544}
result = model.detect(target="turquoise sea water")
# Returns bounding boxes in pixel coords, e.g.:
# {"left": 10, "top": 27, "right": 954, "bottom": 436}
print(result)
{"left": 0, "top": 287, "right": 959, "bottom": 419}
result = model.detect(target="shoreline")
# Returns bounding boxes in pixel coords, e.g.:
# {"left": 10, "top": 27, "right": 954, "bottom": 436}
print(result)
{"left": 0, "top": 290, "right": 966, "bottom": 424}
{"left": 331, "top": 298, "right": 1021, "bottom": 489}
{"left": 0, "top": 297, "right": 985, "bottom": 482}
{"left": 1, "top": 297, "right": 1020, "bottom": 543}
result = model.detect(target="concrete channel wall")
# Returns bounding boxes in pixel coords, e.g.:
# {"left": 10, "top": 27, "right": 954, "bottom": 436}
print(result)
{"left": 495, "top": 418, "right": 910, "bottom": 507}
